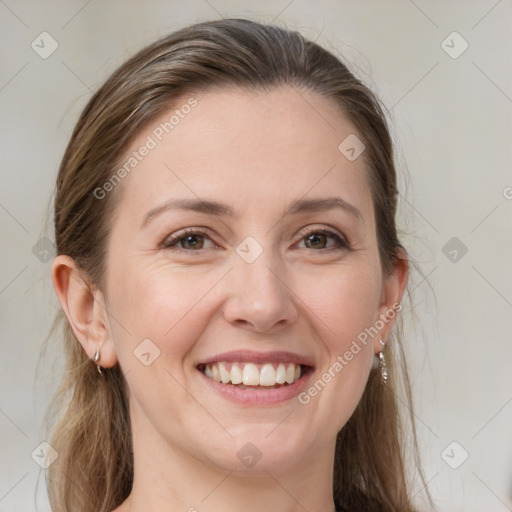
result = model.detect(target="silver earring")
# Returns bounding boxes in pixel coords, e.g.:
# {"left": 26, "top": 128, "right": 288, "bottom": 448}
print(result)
{"left": 93, "top": 348, "right": 102, "bottom": 374}
{"left": 372, "top": 339, "right": 388, "bottom": 384}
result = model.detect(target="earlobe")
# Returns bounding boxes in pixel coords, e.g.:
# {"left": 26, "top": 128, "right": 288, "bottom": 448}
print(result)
{"left": 51, "top": 255, "right": 118, "bottom": 369}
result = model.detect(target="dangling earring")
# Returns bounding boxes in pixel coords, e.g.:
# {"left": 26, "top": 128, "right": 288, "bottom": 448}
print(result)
{"left": 93, "top": 348, "right": 102, "bottom": 374}
{"left": 372, "top": 339, "right": 388, "bottom": 384}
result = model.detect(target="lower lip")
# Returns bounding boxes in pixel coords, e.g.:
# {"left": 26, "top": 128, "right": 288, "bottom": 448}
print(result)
{"left": 197, "top": 368, "right": 313, "bottom": 405}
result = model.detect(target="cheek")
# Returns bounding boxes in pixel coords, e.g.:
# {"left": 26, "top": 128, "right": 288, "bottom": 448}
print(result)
{"left": 297, "top": 261, "right": 381, "bottom": 351}
{"left": 293, "top": 261, "right": 379, "bottom": 417}
{"left": 106, "top": 260, "right": 223, "bottom": 365}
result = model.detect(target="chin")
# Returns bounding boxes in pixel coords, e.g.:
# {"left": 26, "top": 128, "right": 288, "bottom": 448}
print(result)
{"left": 204, "top": 428, "right": 309, "bottom": 474}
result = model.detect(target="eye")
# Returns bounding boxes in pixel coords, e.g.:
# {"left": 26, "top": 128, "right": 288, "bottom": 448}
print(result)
{"left": 160, "top": 226, "right": 351, "bottom": 253}
{"left": 297, "top": 227, "right": 350, "bottom": 251}
{"left": 161, "top": 228, "right": 215, "bottom": 251}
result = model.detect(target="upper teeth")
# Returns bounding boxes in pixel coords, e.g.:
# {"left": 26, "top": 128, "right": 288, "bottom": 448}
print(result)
{"left": 203, "top": 362, "right": 302, "bottom": 386}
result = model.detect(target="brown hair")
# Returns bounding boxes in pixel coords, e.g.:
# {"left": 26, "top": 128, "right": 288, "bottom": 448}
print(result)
{"left": 44, "top": 18, "right": 433, "bottom": 512}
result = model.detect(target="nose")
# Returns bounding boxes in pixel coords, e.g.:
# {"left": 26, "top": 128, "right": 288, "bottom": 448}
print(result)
{"left": 222, "top": 248, "right": 298, "bottom": 333}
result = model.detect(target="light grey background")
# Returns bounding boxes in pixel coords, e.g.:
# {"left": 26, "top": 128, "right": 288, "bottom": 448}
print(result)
{"left": 1, "top": 1, "right": 511, "bottom": 511}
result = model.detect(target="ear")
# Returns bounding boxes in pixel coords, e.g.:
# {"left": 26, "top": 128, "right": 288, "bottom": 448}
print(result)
{"left": 51, "top": 255, "right": 118, "bottom": 369}
{"left": 373, "top": 247, "right": 409, "bottom": 354}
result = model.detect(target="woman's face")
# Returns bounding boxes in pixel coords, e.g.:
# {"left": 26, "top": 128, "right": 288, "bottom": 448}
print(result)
{"left": 100, "top": 86, "right": 404, "bottom": 473}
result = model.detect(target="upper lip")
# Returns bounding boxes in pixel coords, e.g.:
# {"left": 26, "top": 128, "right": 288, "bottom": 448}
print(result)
{"left": 197, "top": 350, "right": 315, "bottom": 367}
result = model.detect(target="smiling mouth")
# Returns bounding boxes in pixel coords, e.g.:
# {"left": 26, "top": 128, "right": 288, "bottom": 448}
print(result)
{"left": 197, "top": 361, "right": 311, "bottom": 388}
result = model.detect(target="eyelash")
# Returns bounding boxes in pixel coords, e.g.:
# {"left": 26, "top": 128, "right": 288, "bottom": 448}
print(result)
{"left": 160, "top": 227, "right": 351, "bottom": 253}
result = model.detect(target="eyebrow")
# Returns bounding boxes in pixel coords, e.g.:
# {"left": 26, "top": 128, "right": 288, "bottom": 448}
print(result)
{"left": 141, "top": 196, "right": 364, "bottom": 228}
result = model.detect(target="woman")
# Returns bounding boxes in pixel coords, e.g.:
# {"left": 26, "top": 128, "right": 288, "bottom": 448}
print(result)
{"left": 46, "top": 18, "right": 433, "bottom": 512}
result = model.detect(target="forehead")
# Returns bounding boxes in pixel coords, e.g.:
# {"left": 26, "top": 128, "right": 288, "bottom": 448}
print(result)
{"left": 112, "top": 86, "right": 373, "bottom": 224}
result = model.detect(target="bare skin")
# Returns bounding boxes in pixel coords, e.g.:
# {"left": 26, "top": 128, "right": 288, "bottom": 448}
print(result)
{"left": 52, "top": 86, "right": 407, "bottom": 512}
